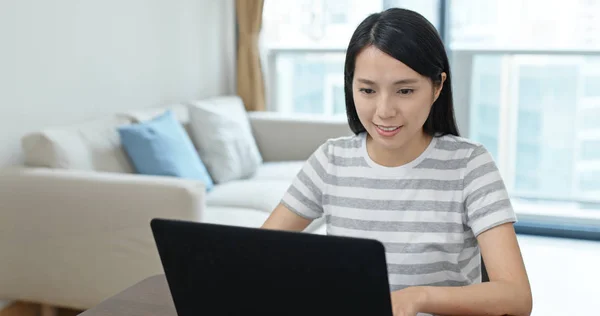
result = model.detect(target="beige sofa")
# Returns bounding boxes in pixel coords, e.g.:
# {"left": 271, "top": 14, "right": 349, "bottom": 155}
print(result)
{"left": 0, "top": 98, "right": 351, "bottom": 310}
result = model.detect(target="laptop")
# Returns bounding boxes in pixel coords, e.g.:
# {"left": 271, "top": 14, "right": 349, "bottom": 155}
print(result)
{"left": 150, "top": 218, "right": 393, "bottom": 316}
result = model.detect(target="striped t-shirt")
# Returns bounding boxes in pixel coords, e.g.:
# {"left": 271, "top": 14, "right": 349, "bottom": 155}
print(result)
{"left": 281, "top": 132, "right": 517, "bottom": 293}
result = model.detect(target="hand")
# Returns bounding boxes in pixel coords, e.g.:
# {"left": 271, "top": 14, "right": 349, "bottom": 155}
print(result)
{"left": 390, "top": 286, "right": 428, "bottom": 316}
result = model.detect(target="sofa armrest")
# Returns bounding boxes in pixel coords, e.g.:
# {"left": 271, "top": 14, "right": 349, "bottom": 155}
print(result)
{"left": 0, "top": 167, "right": 205, "bottom": 308}
{"left": 248, "top": 112, "right": 353, "bottom": 162}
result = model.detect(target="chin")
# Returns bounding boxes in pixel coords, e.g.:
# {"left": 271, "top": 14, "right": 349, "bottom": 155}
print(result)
{"left": 369, "top": 127, "right": 408, "bottom": 150}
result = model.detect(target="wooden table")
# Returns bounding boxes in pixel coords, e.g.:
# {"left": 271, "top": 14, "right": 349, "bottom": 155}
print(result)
{"left": 78, "top": 275, "right": 176, "bottom": 316}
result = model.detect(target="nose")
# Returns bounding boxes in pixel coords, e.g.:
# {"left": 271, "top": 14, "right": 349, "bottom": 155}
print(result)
{"left": 375, "top": 96, "right": 397, "bottom": 119}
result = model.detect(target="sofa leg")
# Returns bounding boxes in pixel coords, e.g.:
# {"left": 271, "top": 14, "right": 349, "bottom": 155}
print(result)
{"left": 40, "top": 304, "right": 57, "bottom": 316}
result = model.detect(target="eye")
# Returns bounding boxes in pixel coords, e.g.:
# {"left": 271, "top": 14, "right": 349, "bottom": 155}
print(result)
{"left": 398, "top": 89, "right": 414, "bottom": 95}
{"left": 359, "top": 88, "right": 375, "bottom": 95}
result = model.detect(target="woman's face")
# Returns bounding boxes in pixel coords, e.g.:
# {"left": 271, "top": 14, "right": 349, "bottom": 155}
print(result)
{"left": 352, "top": 45, "right": 445, "bottom": 152}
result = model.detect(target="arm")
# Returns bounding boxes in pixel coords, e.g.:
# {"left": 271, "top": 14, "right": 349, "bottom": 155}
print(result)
{"left": 261, "top": 203, "right": 313, "bottom": 231}
{"left": 251, "top": 113, "right": 343, "bottom": 232}
{"left": 260, "top": 139, "right": 331, "bottom": 232}
{"left": 392, "top": 145, "right": 532, "bottom": 316}
{"left": 414, "top": 223, "right": 532, "bottom": 316}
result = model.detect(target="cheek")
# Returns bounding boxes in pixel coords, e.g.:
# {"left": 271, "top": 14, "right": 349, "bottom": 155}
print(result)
{"left": 353, "top": 96, "right": 374, "bottom": 120}
{"left": 404, "top": 95, "right": 433, "bottom": 124}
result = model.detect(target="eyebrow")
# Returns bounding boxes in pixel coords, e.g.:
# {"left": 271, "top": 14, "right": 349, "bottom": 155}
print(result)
{"left": 356, "top": 78, "right": 419, "bottom": 85}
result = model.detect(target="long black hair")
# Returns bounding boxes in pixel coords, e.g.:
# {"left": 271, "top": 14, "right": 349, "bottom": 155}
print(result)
{"left": 344, "top": 8, "right": 460, "bottom": 137}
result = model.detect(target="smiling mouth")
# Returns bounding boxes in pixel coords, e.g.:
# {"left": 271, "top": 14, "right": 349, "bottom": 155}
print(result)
{"left": 374, "top": 124, "right": 401, "bottom": 132}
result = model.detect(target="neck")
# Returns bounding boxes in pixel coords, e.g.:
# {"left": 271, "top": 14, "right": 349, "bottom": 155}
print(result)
{"left": 366, "top": 130, "right": 433, "bottom": 167}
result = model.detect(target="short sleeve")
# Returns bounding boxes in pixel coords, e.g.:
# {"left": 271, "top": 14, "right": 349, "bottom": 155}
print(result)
{"left": 280, "top": 142, "right": 329, "bottom": 220}
{"left": 463, "top": 145, "right": 517, "bottom": 237}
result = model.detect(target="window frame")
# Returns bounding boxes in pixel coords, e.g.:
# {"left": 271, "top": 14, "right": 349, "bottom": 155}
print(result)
{"left": 260, "top": 0, "right": 600, "bottom": 241}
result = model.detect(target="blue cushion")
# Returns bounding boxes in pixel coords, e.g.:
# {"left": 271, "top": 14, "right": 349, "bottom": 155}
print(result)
{"left": 118, "top": 110, "right": 214, "bottom": 191}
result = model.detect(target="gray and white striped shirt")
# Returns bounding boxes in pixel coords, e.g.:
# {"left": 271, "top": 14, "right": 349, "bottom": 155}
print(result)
{"left": 281, "top": 132, "right": 517, "bottom": 293}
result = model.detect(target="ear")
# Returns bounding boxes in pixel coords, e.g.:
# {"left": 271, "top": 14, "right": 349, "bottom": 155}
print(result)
{"left": 433, "top": 72, "right": 447, "bottom": 102}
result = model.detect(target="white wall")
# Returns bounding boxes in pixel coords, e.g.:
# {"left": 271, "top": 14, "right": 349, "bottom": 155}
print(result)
{"left": 0, "top": 0, "right": 236, "bottom": 168}
{"left": 0, "top": 0, "right": 235, "bottom": 308}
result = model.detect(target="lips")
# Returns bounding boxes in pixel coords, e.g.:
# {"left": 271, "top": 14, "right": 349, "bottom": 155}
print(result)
{"left": 376, "top": 125, "right": 400, "bottom": 132}
{"left": 374, "top": 124, "right": 402, "bottom": 137}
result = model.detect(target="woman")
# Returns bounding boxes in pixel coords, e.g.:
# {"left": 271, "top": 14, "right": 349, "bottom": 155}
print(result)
{"left": 262, "top": 8, "right": 532, "bottom": 316}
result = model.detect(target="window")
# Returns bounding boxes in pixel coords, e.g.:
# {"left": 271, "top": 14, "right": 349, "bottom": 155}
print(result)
{"left": 449, "top": 0, "right": 600, "bottom": 51}
{"left": 261, "top": 0, "right": 600, "bottom": 233}
{"left": 582, "top": 107, "right": 600, "bottom": 130}
{"left": 269, "top": 51, "right": 346, "bottom": 115}
{"left": 261, "top": 0, "right": 441, "bottom": 114}
{"left": 466, "top": 55, "right": 599, "bottom": 201}
{"left": 582, "top": 140, "right": 600, "bottom": 160}
{"left": 449, "top": 0, "right": 600, "bottom": 227}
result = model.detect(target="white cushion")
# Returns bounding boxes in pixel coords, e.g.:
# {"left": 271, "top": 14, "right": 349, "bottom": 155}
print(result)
{"left": 188, "top": 96, "right": 262, "bottom": 184}
{"left": 252, "top": 161, "right": 304, "bottom": 181}
{"left": 117, "top": 103, "right": 194, "bottom": 138}
{"left": 205, "top": 178, "right": 327, "bottom": 233}
{"left": 202, "top": 206, "right": 271, "bottom": 228}
{"left": 206, "top": 179, "right": 289, "bottom": 212}
{"left": 118, "top": 103, "right": 190, "bottom": 124}
{"left": 21, "top": 116, "right": 134, "bottom": 173}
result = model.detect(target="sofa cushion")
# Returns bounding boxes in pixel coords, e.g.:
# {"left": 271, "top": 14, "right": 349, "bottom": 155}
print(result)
{"left": 117, "top": 103, "right": 194, "bottom": 138}
{"left": 21, "top": 116, "right": 135, "bottom": 173}
{"left": 118, "top": 110, "right": 214, "bottom": 191}
{"left": 188, "top": 96, "right": 263, "bottom": 184}
{"left": 252, "top": 161, "right": 304, "bottom": 181}
{"left": 206, "top": 179, "right": 291, "bottom": 213}
{"left": 202, "top": 206, "right": 271, "bottom": 228}
{"left": 203, "top": 206, "right": 326, "bottom": 234}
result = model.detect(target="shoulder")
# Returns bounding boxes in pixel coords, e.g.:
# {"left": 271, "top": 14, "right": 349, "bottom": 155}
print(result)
{"left": 306, "top": 133, "right": 363, "bottom": 168}
{"left": 434, "top": 134, "right": 490, "bottom": 162}
{"left": 320, "top": 133, "right": 364, "bottom": 156}
{"left": 435, "top": 134, "right": 482, "bottom": 151}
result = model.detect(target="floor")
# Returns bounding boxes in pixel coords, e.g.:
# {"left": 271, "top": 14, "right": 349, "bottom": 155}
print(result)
{"left": 517, "top": 234, "right": 600, "bottom": 315}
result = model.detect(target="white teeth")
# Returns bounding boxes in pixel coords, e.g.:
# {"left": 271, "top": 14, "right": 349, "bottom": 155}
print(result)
{"left": 377, "top": 125, "right": 400, "bottom": 132}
